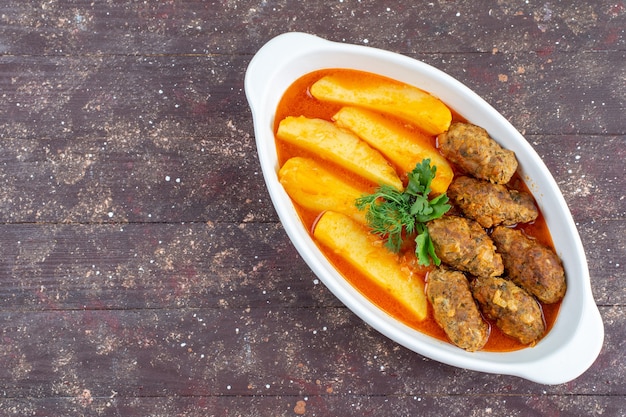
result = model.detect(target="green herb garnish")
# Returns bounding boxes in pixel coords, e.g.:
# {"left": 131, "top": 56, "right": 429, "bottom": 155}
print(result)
{"left": 355, "top": 159, "right": 451, "bottom": 266}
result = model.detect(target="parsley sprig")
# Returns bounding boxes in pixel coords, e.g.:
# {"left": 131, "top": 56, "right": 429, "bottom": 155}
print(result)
{"left": 355, "top": 159, "right": 451, "bottom": 266}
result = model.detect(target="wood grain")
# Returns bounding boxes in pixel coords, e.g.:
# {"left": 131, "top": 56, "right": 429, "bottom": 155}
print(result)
{"left": 0, "top": 0, "right": 624, "bottom": 415}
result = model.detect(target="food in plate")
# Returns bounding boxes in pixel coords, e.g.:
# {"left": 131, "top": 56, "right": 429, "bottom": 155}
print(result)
{"left": 314, "top": 210, "right": 428, "bottom": 321}
{"left": 426, "top": 267, "right": 489, "bottom": 352}
{"left": 354, "top": 158, "right": 451, "bottom": 267}
{"left": 278, "top": 157, "right": 368, "bottom": 225}
{"left": 427, "top": 215, "right": 504, "bottom": 278}
{"left": 310, "top": 72, "right": 452, "bottom": 135}
{"left": 491, "top": 226, "right": 567, "bottom": 304}
{"left": 333, "top": 106, "right": 453, "bottom": 194}
{"left": 448, "top": 176, "right": 538, "bottom": 228}
{"left": 272, "top": 67, "right": 563, "bottom": 352}
{"left": 471, "top": 275, "right": 545, "bottom": 345}
{"left": 438, "top": 122, "right": 518, "bottom": 184}
{"left": 276, "top": 115, "right": 403, "bottom": 190}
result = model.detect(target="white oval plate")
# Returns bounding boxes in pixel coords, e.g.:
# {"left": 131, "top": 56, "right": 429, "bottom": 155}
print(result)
{"left": 244, "top": 32, "right": 603, "bottom": 385}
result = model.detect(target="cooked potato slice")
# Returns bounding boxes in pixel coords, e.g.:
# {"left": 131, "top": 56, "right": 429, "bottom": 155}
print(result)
{"left": 279, "top": 157, "right": 367, "bottom": 224}
{"left": 310, "top": 73, "right": 451, "bottom": 135}
{"left": 276, "top": 116, "right": 403, "bottom": 190}
{"left": 334, "top": 107, "right": 453, "bottom": 194}
{"left": 313, "top": 211, "right": 428, "bottom": 321}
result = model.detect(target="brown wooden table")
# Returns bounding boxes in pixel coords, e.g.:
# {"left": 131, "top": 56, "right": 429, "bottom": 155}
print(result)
{"left": 0, "top": 1, "right": 624, "bottom": 415}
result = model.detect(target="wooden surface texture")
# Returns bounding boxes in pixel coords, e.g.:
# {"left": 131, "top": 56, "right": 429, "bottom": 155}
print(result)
{"left": 0, "top": 1, "right": 624, "bottom": 416}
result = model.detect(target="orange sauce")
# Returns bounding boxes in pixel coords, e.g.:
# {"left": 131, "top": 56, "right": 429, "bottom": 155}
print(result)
{"left": 274, "top": 69, "right": 561, "bottom": 352}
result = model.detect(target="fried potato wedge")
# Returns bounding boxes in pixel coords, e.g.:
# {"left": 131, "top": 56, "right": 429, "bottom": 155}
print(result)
{"left": 310, "top": 73, "right": 451, "bottom": 135}
{"left": 276, "top": 116, "right": 403, "bottom": 190}
{"left": 279, "top": 157, "right": 367, "bottom": 224}
{"left": 314, "top": 211, "right": 428, "bottom": 321}
{"left": 334, "top": 106, "right": 453, "bottom": 194}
